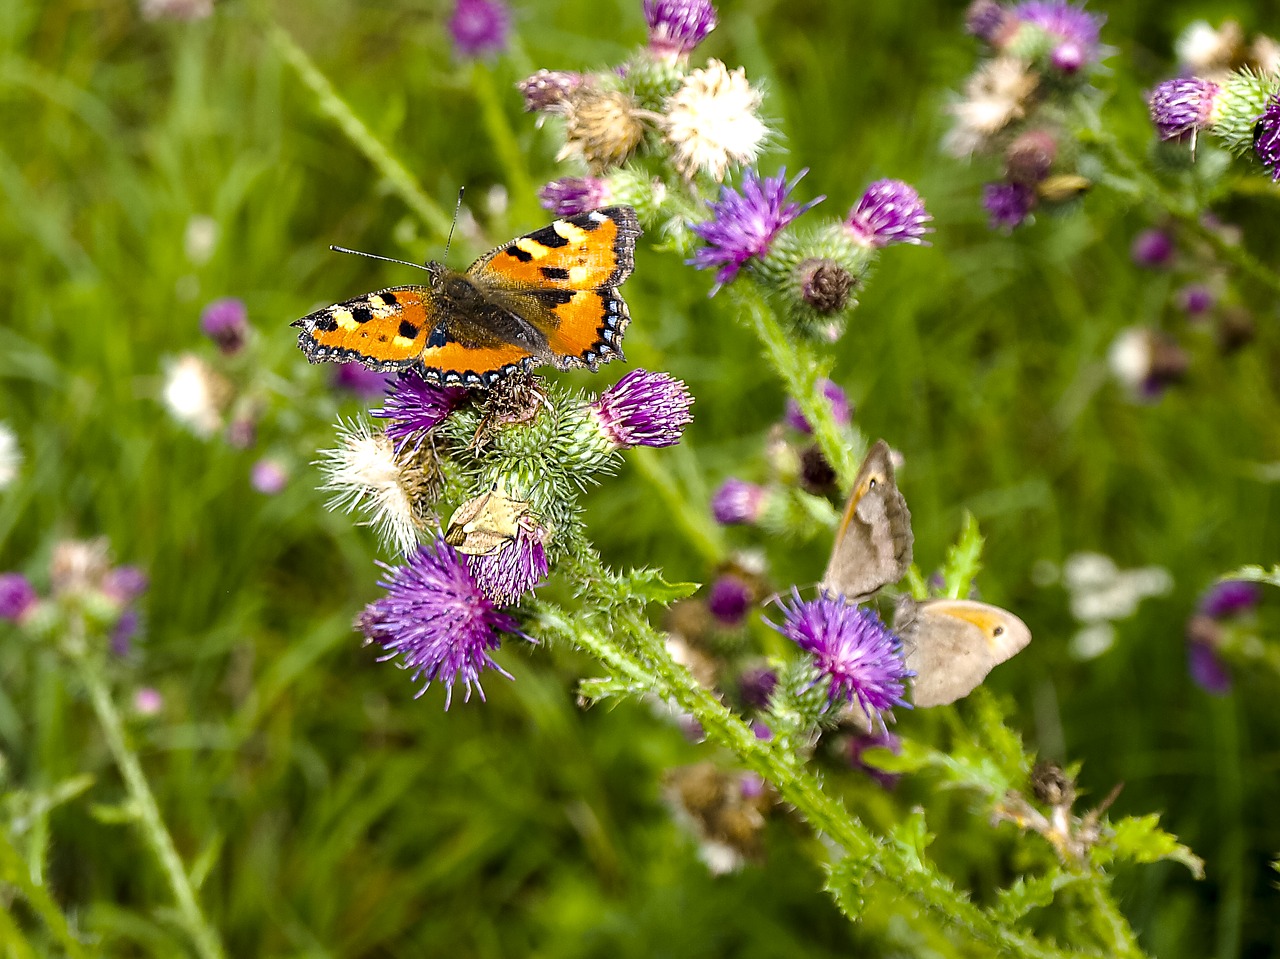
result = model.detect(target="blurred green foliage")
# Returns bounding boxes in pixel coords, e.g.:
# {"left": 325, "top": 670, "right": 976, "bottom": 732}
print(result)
{"left": 2, "top": 0, "right": 1279, "bottom": 954}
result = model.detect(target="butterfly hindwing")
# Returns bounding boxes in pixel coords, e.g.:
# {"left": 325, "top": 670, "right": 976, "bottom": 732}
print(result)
{"left": 896, "top": 598, "right": 1032, "bottom": 707}
{"left": 293, "top": 286, "right": 437, "bottom": 372}
{"left": 467, "top": 206, "right": 641, "bottom": 371}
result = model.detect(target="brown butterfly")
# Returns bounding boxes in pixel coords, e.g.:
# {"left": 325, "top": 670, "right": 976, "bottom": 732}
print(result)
{"left": 822, "top": 440, "right": 1031, "bottom": 706}
{"left": 293, "top": 207, "right": 642, "bottom": 388}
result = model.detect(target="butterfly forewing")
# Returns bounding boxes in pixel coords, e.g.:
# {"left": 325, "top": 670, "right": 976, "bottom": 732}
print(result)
{"left": 293, "top": 286, "right": 437, "bottom": 371}
{"left": 897, "top": 598, "right": 1032, "bottom": 707}
{"left": 822, "top": 440, "right": 913, "bottom": 601}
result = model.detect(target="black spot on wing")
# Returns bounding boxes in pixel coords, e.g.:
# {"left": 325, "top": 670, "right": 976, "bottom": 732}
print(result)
{"left": 398, "top": 319, "right": 420, "bottom": 339}
{"left": 540, "top": 267, "right": 570, "bottom": 280}
{"left": 530, "top": 288, "right": 574, "bottom": 307}
{"left": 506, "top": 245, "right": 533, "bottom": 263}
{"left": 427, "top": 325, "right": 448, "bottom": 348}
{"left": 314, "top": 315, "right": 339, "bottom": 333}
{"left": 379, "top": 291, "right": 399, "bottom": 306}
{"left": 526, "top": 224, "right": 570, "bottom": 248}
{"left": 350, "top": 305, "right": 374, "bottom": 324}
{"left": 567, "top": 212, "right": 605, "bottom": 232}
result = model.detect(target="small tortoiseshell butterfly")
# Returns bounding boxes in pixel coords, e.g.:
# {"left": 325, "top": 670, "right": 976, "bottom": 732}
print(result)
{"left": 293, "top": 206, "right": 642, "bottom": 388}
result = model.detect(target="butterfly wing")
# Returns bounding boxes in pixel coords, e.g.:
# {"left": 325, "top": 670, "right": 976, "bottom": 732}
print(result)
{"left": 293, "top": 286, "right": 439, "bottom": 372}
{"left": 896, "top": 598, "right": 1031, "bottom": 707}
{"left": 821, "top": 440, "right": 913, "bottom": 602}
{"left": 466, "top": 206, "right": 642, "bottom": 371}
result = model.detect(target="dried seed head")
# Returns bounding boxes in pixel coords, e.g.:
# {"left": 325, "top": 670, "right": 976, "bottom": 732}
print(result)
{"left": 557, "top": 87, "right": 646, "bottom": 173}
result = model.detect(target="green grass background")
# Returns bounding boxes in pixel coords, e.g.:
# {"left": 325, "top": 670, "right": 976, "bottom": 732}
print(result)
{"left": 2, "top": 0, "right": 1279, "bottom": 954}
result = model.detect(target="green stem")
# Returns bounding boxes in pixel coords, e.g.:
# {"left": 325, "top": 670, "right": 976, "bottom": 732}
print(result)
{"left": 550, "top": 549, "right": 1105, "bottom": 959}
{"left": 0, "top": 829, "right": 92, "bottom": 958}
{"left": 1080, "top": 127, "right": 1280, "bottom": 297}
{"left": 629, "top": 446, "right": 726, "bottom": 563}
{"left": 266, "top": 23, "right": 453, "bottom": 241}
{"left": 74, "top": 654, "right": 225, "bottom": 959}
{"left": 470, "top": 61, "right": 537, "bottom": 215}
{"left": 730, "top": 283, "right": 864, "bottom": 487}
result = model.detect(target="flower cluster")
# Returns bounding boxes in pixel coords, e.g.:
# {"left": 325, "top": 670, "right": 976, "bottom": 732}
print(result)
{"left": 1185, "top": 580, "right": 1264, "bottom": 696}
{"left": 326, "top": 368, "right": 694, "bottom": 705}
{"left": 519, "top": 1, "right": 928, "bottom": 339}
{"left": 1145, "top": 19, "right": 1280, "bottom": 180}
{"left": 2, "top": 539, "right": 148, "bottom": 656}
{"left": 949, "top": 0, "right": 1108, "bottom": 231}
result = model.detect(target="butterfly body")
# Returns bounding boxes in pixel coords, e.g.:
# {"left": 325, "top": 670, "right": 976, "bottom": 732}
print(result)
{"left": 294, "top": 206, "right": 642, "bottom": 388}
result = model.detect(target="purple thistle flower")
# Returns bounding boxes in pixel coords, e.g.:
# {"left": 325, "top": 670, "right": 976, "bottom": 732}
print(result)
{"left": 110, "top": 608, "right": 141, "bottom": 657}
{"left": 845, "top": 179, "right": 933, "bottom": 248}
{"left": 1131, "top": 228, "right": 1175, "bottom": 268}
{"left": 372, "top": 371, "right": 468, "bottom": 451}
{"left": 711, "top": 478, "right": 767, "bottom": 525}
{"left": 644, "top": 0, "right": 717, "bottom": 58}
{"left": 1148, "top": 77, "right": 1221, "bottom": 140}
{"left": 590, "top": 369, "right": 694, "bottom": 450}
{"left": 707, "top": 574, "right": 751, "bottom": 626}
{"left": 1199, "top": 580, "right": 1262, "bottom": 619}
{"left": 689, "top": 168, "right": 824, "bottom": 293}
{"left": 0, "top": 573, "right": 38, "bottom": 622}
{"left": 784, "top": 378, "right": 852, "bottom": 435}
{"left": 449, "top": 0, "right": 510, "bottom": 59}
{"left": 199, "top": 298, "right": 248, "bottom": 355}
{"left": 768, "top": 590, "right": 911, "bottom": 720}
{"left": 966, "top": 0, "right": 1012, "bottom": 43}
{"left": 751, "top": 720, "right": 773, "bottom": 740}
{"left": 1013, "top": 0, "right": 1104, "bottom": 73}
{"left": 737, "top": 666, "right": 778, "bottom": 710}
{"left": 983, "top": 180, "right": 1036, "bottom": 232}
{"left": 517, "top": 70, "right": 584, "bottom": 112}
{"left": 251, "top": 458, "right": 289, "bottom": 494}
{"left": 359, "top": 538, "right": 523, "bottom": 707}
{"left": 333, "top": 361, "right": 394, "bottom": 398}
{"left": 1254, "top": 94, "right": 1280, "bottom": 182}
{"left": 1187, "top": 634, "right": 1232, "bottom": 695}
{"left": 466, "top": 528, "right": 550, "bottom": 606}
{"left": 1178, "top": 283, "right": 1215, "bottom": 316}
{"left": 538, "top": 176, "right": 612, "bottom": 217}
{"left": 102, "top": 566, "right": 148, "bottom": 605}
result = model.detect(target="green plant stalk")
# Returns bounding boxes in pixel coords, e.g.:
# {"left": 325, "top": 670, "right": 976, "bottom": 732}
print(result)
{"left": 73, "top": 651, "right": 225, "bottom": 959}
{"left": 470, "top": 61, "right": 538, "bottom": 220}
{"left": 547, "top": 549, "right": 1135, "bottom": 959}
{"left": 730, "top": 283, "right": 864, "bottom": 486}
{"left": 0, "top": 828, "right": 92, "bottom": 958}
{"left": 266, "top": 23, "right": 454, "bottom": 242}
{"left": 629, "top": 446, "right": 726, "bottom": 563}
{"left": 1079, "top": 126, "right": 1280, "bottom": 298}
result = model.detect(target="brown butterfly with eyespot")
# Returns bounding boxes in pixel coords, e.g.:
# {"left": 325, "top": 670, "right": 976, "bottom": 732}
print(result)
{"left": 821, "top": 440, "right": 1031, "bottom": 707}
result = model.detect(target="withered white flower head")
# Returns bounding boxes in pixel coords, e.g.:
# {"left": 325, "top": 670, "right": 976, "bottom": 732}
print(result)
{"left": 663, "top": 59, "right": 767, "bottom": 182}
{"left": 0, "top": 422, "right": 20, "bottom": 489}
{"left": 318, "top": 418, "right": 429, "bottom": 554}
{"left": 1174, "top": 20, "right": 1242, "bottom": 78}
{"left": 944, "top": 56, "right": 1039, "bottom": 157}
{"left": 162, "top": 353, "right": 229, "bottom": 438}
{"left": 556, "top": 87, "right": 647, "bottom": 174}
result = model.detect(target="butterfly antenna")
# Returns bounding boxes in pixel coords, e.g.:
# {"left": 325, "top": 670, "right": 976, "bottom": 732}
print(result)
{"left": 328, "top": 246, "right": 431, "bottom": 272}
{"left": 443, "top": 186, "right": 465, "bottom": 261}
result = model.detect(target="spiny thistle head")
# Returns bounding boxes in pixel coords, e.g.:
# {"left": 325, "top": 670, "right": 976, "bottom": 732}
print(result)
{"left": 1011, "top": 0, "right": 1105, "bottom": 74}
{"left": 359, "top": 537, "right": 524, "bottom": 707}
{"left": 767, "top": 590, "right": 912, "bottom": 724}
{"left": 589, "top": 369, "right": 695, "bottom": 450}
{"left": 372, "top": 371, "right": 469, "bottom": 451}
{"left": 1148, "top": 77, "right": 1223, "bottom": 139}
{"left": 449, "top": 0, "right": 511, "bottom": 59}
{"left": 518, "top": 69, "right": 585, "bottom": 112}
{"left": 644, "top": 0, "right": 717, "bottom": 59}
{"left": 318, "top": 418, "right": 434, "bottom": 554}
{"left": 663, "top": 59, "right": 767, "bottom": 182}
{"left": 1208, "top": 71, "right": 1280, "bottom": 158}
{"left": 689, "top": 167, "right": 823, "bottom": 293}
{"left": 845, "top": 179, "right": 933, "bottom": 248}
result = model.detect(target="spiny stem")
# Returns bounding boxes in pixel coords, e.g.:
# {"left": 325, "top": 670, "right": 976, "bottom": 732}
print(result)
{"left": 266, "top": 22, "right": 454, "bottom": 242}
{"left": 551, "top": 549, "right": 1102, "bottom": 959}
{"left": 730, "top": 283, "right": 864, "bottom": 486}
{"left": 74, "top": 651, "right": 225, "bottom": 959}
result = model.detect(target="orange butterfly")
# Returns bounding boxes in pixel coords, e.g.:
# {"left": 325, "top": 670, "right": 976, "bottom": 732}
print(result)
{"left": 293, "top": 206, "right": 642, "bottom": 388}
